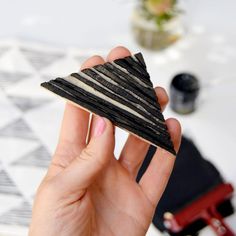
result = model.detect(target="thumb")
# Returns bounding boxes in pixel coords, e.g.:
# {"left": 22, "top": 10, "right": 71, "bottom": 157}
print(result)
{"left": 55, "top": 116, "right": 115, "bottom": 195}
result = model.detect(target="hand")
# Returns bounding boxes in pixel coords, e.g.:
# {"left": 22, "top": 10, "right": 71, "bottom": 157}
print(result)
{"left": 29, "top": 46, "right": 181, "bottom": 236}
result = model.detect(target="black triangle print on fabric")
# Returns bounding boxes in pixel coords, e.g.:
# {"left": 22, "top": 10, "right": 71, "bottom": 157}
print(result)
{"left": 20, "top": 47, "right": 64, "bottom": 71}
{"left": 0, "top": 118, "right": 37, "bottom": 140}
{"left": 8, "top": 96, "right": 51, "bottom": 112}
{"left": 0, "top": 170, "right": 22, "bottom": 196}
{"left": 0, "top": 201, "right": 32, "bottom": 226}
{"left": 41, "top": 53, "right": 175, "bottom": 155}
{"left": 12, "top": 145, "right": 51, "bottom": 168}
{"left": 0, "top": 71, "right": 31, "bottom": 90}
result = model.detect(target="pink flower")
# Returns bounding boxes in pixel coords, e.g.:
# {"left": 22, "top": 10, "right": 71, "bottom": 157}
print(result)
{"left": 145, "top": 0, "right": 174, "bottom": 16}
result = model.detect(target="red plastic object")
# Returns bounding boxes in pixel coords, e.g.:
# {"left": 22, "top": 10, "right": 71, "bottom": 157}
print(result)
{"left": 164, "top": 183, "right": 235, "bottom": 236}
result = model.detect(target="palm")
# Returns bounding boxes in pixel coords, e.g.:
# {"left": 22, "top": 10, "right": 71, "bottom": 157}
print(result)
{"left": 40, "top": 153, "right": 153, "bottom": 236}
{"left": 88, "top": 158, "right": 153, "bottom": 236}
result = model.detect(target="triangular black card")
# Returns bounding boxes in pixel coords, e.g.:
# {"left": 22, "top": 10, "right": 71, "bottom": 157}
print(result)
{"left": 41, "top": 53, "right": 175, "bottom": 155}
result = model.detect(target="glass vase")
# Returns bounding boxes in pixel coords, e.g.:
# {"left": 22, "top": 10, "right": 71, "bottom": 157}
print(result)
{"left": 131, "top": 8, "right": 184, "bottom": 50}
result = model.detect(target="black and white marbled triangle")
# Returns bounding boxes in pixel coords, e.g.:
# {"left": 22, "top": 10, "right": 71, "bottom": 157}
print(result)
{"left": 20, "top": 47, "right": 64, "bottom": 71}
{"left": 12, "top": 145, "right": 51, "bottom": 168}
{"left": 0, "top": 71, "right": 31, "bottom": 90}
{"left": 0, "top": 118, "right": 37, "bottom": 140}
{"left": 8, "top": 96, "right": 51, "bottom": 112}
{"left": 41, "top": 53, "right": 175, "bottom": 154}
{"left": 0, "top": 170, "right": 22, "bottom": 196}
{"left": 0, "top": 201, "right": 32, "bottom": 226}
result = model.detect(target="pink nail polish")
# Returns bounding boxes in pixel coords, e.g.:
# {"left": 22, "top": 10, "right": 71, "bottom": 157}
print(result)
{"left": 94, "top": 117, "right": 106, "bottom": 137}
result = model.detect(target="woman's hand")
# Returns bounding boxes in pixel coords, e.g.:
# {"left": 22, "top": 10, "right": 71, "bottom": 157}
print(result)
{"left": 29, "top": 46, "right": 181, "bottom": 236}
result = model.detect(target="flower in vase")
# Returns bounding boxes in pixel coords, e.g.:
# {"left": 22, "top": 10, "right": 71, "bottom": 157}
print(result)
{"left": 145, "top": 0, "right": 174, "bottom": 16}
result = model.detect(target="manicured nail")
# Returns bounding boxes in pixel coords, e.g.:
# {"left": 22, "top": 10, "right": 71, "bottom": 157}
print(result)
{"left": 93, "top": 117, "right": 106, "bottom": 137}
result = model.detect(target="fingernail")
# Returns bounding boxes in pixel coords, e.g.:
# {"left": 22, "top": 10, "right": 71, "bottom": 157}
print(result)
{"left": 93, "top": 117, "right": 106, "bottom": 137}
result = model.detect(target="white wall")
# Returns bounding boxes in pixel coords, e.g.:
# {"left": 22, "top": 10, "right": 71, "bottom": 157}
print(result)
{"left": 0, "top": 0, "right": 236, "bottom": 47}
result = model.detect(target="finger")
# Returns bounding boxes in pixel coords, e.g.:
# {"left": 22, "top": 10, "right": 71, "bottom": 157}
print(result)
{"left": 165, "top": 118, "right": 182, "bottom": 152}
{"left": 55, "top": 117, "right": 115, "bottom": 196}
{"left": 106, "top": 46, "right": 131, "bottom": 62}
{"left": 119, "top": 86, "right": 169, "bottom": 178}
{"left": 139, "top": 118, "right": 181, "bottom": 206}
{"left": 156, "top": 86, "right": 169, "bottom": 112}
{"left": 88, "top": 114, "right": 116, "bottom": 143}
{"left": 48, "top": 55, "right": 105, "bottom": 177}
{"left": 81, "top": 55, "right": 105, "bottom": 70}
{"left": 57, "top": 55, "right": 105, "bottom": 149}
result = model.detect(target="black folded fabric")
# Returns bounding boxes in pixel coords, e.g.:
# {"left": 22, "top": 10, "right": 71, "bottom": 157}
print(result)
{"left": 41, "top": 53, "right": 175, "bottom": 155}
{"left": 137, "top": 136, "right": 234, "bottom": 235}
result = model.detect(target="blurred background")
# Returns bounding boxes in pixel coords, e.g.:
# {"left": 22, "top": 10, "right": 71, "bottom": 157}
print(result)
{"left": 0, "top": 0, "right": 236, "bottom": 235}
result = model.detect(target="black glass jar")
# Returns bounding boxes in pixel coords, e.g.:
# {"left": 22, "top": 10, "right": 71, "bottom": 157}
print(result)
{"left": 170, "top": 73, "right": 200, "bottom": 114}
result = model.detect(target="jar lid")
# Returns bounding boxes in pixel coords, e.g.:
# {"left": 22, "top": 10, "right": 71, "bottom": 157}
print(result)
{"left": 171, "top": 73, "right": 200, "bottom": 93}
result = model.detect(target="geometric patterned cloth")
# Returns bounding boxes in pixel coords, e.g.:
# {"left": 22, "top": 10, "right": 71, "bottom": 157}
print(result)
{"left": 2, "top": 36, "right": 235, "bottom": 235}
{"left": 0, "top": 39, "right": 107, "bottom": 235}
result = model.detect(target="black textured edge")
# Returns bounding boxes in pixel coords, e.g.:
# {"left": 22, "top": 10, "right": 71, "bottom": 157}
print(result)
{"left": 78, "top": 70, "right": 165, "bottom": 126}
{"left": 134, "top": 53, "right": 146, "bottom": 69}
{"left": 102, "top": 63, "right": 158, "bottom": 104}
{"left": 41, "top": 81, "right": 175, "bottom": 155}
{"left": 113, "top": 59, "right": 149, "bottom": 86}
{"left": 53, "top": 78, "right": 172, "bottom": 144}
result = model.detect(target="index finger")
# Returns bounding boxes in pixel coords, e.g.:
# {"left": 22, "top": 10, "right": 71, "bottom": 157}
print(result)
{"left": 48, "top": 56, "right": 105, "bottom": 178}
{"left": 57, "top": 56, "right": 105, "bottom": 150}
